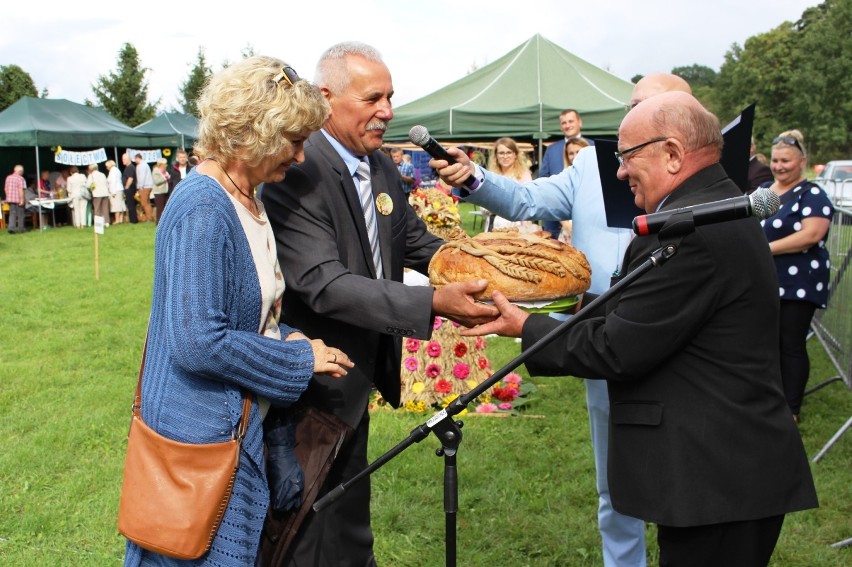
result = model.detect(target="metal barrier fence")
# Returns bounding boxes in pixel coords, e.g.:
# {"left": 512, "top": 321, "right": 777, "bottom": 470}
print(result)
{"left": 808, "top": 204, "right": 851, "bottom": 549}
{"left": 811, "top": 204, "right": 852, "bottom": 390}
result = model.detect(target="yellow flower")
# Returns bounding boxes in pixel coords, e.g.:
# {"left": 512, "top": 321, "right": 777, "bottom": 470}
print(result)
{"left": 412, "top": 382, "right": 425, "bottom": 394}
{"left": 467, "top": 379, "right": 478, "bottom": 390}
{"left": 441, "top": 394, "right": 468, "bottom": 416}
{"left": 163, "top": 148, "right": 172, "bottom": 157}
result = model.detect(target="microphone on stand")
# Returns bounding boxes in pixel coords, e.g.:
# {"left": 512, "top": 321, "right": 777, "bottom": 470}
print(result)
{"left": 409, "top": 125, "right": 480, "bottom": 190}
{"left": 632, "top": 187, "right": 780, "bottom": 236}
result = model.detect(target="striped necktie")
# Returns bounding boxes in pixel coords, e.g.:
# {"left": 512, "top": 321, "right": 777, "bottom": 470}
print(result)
{"left": 355, "top": 160, "right": 383, "bottom": 279}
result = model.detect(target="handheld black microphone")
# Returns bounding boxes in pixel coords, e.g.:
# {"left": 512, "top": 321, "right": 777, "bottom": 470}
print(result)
{"left": 408, "top": 125, "right": 480, "bottom": 190}
{"left": 632, "top": 187, "right": 780, "bottom": 236}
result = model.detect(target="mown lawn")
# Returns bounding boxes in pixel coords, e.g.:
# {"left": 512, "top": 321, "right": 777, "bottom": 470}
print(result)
{"left": 0, "top": 219, "right": 849, "bottom": 566}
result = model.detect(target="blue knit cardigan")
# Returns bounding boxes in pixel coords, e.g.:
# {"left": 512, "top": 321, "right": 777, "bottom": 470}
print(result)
{"left": 124, "top": 170, "right": 314, "bottom": 566}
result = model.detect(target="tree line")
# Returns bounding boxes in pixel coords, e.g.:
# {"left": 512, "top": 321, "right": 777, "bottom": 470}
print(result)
{"left": 1, "top": 0, "right": 848, "bottom": 163}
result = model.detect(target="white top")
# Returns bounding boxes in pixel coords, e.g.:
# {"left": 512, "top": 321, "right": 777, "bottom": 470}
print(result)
{"left": 107, "top": 167, "right": 123, "bottom": 195}
{"left": 219, "top": 180, "right": 285, "bottom": 419}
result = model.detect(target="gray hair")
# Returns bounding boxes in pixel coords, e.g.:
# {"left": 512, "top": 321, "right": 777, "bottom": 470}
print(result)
{"left": 649, "top": 99, "right": 723, "bottom": 157}
{"left": 314, "top": 42, "right": 384, "bottom": 94}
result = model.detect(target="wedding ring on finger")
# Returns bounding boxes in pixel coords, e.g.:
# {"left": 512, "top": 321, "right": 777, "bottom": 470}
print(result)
{"left": 331, "top": 353, "right": 337, "bottom": 363}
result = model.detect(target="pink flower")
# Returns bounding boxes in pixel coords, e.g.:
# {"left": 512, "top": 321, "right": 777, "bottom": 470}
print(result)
{"left": 451, "top": 321, "right": 461, "bottom": 328}
{"left": 454, "top": 343, "right": 467, "bottom": 357}
{"left": 426, "top": 342, "right": 442, "bottom": 357}
{"left": 426, "top": 364, "right": 441, "bottom": 378}
{"left": 475, "top": 403, "right": 498, "bottom": 413}
{"left": 434, "top": 379, "right": 452, "bottom": 393}
{"left": 405, "top": 338, "right": 421, "bottom": 352}
{"left": 504, "top": 373, "right": 522, "bottom": 385}
{"left": 475, "top": 337, "right": 487, "bottom": 350}
{"left": 498, "top": 402, "right": 513, "bottom": 410}
{"left": 433, "top": 317, "right": 443, "bottom": 330}
{"left": 404, "top": 357, "right": 418, "bottom": 371}
{"left": 452, "top": 363, "right": 470, "bottom": 380}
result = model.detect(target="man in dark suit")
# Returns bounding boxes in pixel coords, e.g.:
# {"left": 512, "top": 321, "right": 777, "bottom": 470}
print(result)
{"left": 260, "top": 42, "right": 497, "bottom": 567}
{"left": 464, "top": 92, "right": 818, "bottom": 566}
{"left": 748, "top": 137, "right": 774, "bottom": 192}
{"left": 539, "top": 109, "right": 590, "bottom": 236}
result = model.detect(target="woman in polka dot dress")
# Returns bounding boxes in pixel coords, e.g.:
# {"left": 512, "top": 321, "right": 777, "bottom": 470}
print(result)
{"left": 760, "top": 130, "right": 834, "bottom": 423}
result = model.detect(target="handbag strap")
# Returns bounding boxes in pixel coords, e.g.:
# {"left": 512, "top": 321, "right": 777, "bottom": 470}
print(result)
{"left": 132, "top": 329, "right": 252, "bottom": 443}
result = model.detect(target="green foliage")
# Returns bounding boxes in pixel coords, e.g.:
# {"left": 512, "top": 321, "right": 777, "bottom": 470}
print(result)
{"left": 0, "top": 223, "right": 849, "bottom": 566}
{"left": 179, "top": 47, "right": 212, "bottom": 118}
{"left": 0, "top": 64, "right": 39, "bottom": 112}
{"left": 672, "top": 64, "right": 718, "bottom": 88}
{"left": 89, "top": 43, "right": 159, "bottom": 127}
{"left": 715, "top": 0, "right": 852, "bottom": 162}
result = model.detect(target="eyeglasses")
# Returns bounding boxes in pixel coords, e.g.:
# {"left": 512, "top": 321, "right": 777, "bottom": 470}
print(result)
{"left": 614, "top": 137, "right": 668, "bottom": 166}
{"left": 496, "top": 151, "right": 515, "bottom": 157}
{"left": 272, "top": 66, "right": 301, "bottom": 87}
{"left": 772, "top": 136, "right": 804, "bottom": 153}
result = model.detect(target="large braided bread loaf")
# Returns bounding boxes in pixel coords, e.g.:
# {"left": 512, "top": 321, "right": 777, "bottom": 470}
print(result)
{"left": 428, "top": 230, "right": 591, "bottom": 301}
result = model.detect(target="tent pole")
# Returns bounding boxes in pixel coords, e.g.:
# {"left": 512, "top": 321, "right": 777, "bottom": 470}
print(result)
{"left": 538, "top": 139, "right": 543, "bottom": 172}
{"left": 34, "top": 146, "right": 43, "bottom": 232}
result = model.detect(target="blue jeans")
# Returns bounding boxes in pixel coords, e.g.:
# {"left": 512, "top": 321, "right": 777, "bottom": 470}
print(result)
{"left": 550, "top": 313, "right": 646, "bottom": 566}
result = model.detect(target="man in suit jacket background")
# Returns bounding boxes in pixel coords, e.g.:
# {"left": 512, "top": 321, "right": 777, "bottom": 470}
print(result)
{"left": 461, "top": 92, "right": 818, "bottom": 565}
{"left": 539, "top": 109, "right": 590, "bottom": 236}
{"left": 748, "top": 136, "right": 774, "bottom": 192}
{"left": 260, "top": 41, "right": 497, "bottom": 567}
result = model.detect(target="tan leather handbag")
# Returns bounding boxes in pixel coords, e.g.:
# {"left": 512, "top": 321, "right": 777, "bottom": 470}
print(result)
{"left": 117, "top": 339, "right": 252, "bottom": 560}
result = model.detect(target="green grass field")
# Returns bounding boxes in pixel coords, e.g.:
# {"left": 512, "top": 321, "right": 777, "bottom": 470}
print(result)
{"left": 0, "top": 216, "right": 849, "bottom": 566}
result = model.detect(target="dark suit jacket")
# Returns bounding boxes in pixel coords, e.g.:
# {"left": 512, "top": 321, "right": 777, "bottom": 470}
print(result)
{"left": 748, "top": 156, "right": 774, "bottom": 192}
{"left": 523, "top": 164, "right": 818, "bottom": 527}
{"left": 262, "top": 132, "right": 442, "bottom": 428}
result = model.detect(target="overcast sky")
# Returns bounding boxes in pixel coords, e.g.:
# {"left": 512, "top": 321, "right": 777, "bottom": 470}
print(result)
{"left": 2, "top": 0, "right": 821, "bottom": 112}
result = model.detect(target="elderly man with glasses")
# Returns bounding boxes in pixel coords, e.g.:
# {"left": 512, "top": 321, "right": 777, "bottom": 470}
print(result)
{"left": 457, "top": 91, "right": 819, "bottom": 567}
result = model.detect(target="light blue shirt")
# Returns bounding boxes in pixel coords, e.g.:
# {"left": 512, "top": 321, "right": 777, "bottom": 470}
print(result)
{"left": 320, "top": 128, "right": 361, "bottom": 177}
{"left": 458, "top": 146, "right": 632, "bottom": 295}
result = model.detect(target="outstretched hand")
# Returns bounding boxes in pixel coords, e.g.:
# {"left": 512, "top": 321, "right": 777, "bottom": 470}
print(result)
{"left": 432, "top": 279, "right": 499, "bottom": 328}
{"left": 427, "top": 147, "right": 476, "bottom": 188}
{"left": 459, "top": 290, "right": 529, "bottom": 338}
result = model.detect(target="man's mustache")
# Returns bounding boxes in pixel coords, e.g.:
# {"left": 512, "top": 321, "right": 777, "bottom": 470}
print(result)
{"left": 366, "top": 119, "right": 388, "bottom": 131}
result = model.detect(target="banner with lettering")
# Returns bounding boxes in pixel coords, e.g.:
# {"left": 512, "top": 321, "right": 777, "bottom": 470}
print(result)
{"left": 54, "top": 148, "right": 108, "bottom": 166}
{"left": 125, "top": 149, "right": 163, "bottom": 163}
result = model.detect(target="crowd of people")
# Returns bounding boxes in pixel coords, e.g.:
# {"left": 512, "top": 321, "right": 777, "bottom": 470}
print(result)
{"left": 2, "top": 38, "right": 836, "bottom": 567}
{"left": 2, "top": 149, "right": 198, "bottom": 232}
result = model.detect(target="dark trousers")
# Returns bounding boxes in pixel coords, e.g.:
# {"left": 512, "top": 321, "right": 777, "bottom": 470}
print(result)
{"left": 92, "top": 197, "right": 110, "bottom": 223}
{"left": 542, "top": 220, "right": 562, "bottom": 238}
{"left": 779, "top": 300, "right": 817, "bottom": 415}
{"left": 8, "top": 202, "right": 26, "bottom": 232}
{"left": 154, "top": 192, "right": 169, "bottom": 223}
{"left": 281, "top": 410, "right": 376, "bottom": 567}
{"left": 658, "top": 515, "right": 784, "bottom": 567}
{"left": 125, "top": 188, "right": 138, "bottom": 223}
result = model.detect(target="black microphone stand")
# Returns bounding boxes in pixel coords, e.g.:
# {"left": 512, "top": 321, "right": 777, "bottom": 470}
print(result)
{"left": 314, "top": 220, "right": 691, "bottom": 566}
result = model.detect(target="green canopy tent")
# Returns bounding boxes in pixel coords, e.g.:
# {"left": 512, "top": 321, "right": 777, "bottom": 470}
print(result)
{"left": 134, "top": 112, "right": 199, "bottom": 150}
{"left": 0, "top": 97, "right": 179, "bottom": 148}
{"left": 0, "top": 97, "right": 177, "bottom": 229}
{"left": 385, "top": 34, "right": 634, "bottom": 161}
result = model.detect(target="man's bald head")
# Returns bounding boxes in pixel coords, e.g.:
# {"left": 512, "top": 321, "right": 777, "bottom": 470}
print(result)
{"left": 629, "top": 73, "right": 692, "bottom": 109}
{"left": 624, "top": 91, "right": 721, "bottom": 156}
{"left": 618, "top": 91, "right": 722, "bottom": 212}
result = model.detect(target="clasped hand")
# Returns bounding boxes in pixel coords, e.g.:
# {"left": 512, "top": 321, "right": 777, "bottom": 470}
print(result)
{"left": 286, "top": 332, "right": 353, "bottom": 378}
{"left": 432, "top": 279, "right": 500, "bottom": 328}
{"left": 459, "top": 290, "right": 529, "bottom": 338}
